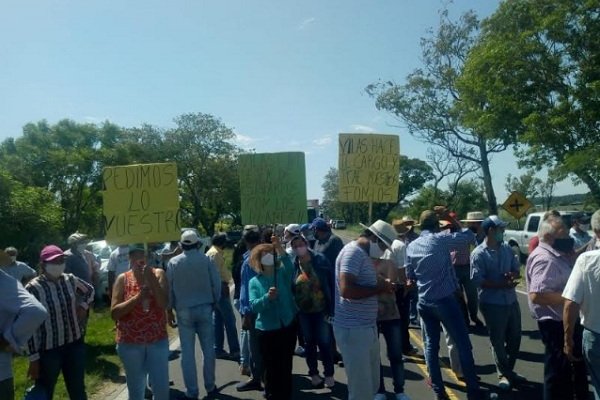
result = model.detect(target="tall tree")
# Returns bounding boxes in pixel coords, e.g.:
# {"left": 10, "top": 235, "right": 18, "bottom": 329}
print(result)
{"left": 367, "top": 10, "right": 511, "bottom": 214}
{"left": 459, "top": 0, "right": 600, "bottom": 204}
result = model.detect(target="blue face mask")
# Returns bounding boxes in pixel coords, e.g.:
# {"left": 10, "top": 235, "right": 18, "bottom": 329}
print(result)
{"left": 494, "top": 231, "right": 504, "bottom": 243}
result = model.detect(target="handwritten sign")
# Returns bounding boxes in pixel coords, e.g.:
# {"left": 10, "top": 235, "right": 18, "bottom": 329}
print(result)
{"left": 338, "top": 133, "right": 400, "bottom": 202}
{"left": 102, "top": 163, "right": 180, "bottom": 245}
{"left": 239, "top": 152, "right": 307, "bottom": 225}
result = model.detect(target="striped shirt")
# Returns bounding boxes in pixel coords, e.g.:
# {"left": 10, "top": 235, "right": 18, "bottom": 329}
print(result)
{"left": 405, "top": 229, "right": 476, "bottom": 302}
{"left": 526, "top": 242, "right": 572, "bottom": 321}
{"left": 25, "top": 273, "right": 94, "bottom": 361}
{"left": 333, "top": 241, "right": 378, "bottom": 329}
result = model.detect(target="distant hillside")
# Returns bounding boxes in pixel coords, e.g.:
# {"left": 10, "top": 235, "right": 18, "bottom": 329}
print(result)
{"left": 530, "top": 193, "right": 593, "bottom": 209}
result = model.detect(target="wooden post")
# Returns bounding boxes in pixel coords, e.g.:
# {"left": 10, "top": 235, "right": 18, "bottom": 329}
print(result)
{"left": 368, "top": 202, "right": 373, "bottom": 225}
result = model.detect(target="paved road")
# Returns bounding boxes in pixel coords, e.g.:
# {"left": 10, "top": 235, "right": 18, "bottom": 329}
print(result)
{"left": 113, "top": 231, "right": 591, "bottom": 400}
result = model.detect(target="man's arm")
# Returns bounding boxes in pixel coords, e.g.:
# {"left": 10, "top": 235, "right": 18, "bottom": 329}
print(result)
{"left": 338, "top": 272, "right": 391, "bottom": 300}
{"left": 529, "top": 292, "right": 564, "bottom": 305}
{"left": 563, "top": 299, "right": 582, "bottom": 361}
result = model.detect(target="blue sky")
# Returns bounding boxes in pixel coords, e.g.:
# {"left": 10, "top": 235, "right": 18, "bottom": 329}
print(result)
{"left": 0, "top": 1, "right": 585, "bottom": 203}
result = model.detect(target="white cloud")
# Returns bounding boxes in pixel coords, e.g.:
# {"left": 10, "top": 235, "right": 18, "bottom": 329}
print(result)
{"left": 298, "top": 17, "right": 316, "bottom": 30}
{"left": 351, "top": 124, "right": 376, "bottom": 133}
{"left": 312, "top": 135, "right": 332, "bottom": 147}
{"left": 233, "top": 133, "right": 255, "bottom": 145}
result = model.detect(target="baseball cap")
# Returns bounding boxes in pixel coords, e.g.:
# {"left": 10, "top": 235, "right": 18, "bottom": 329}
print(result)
{"left": 300, "top": 223, "right": 310, "bottom": 232}
{"left": 40, "top": 245, "right": 65, "bottom": 262}
{"left": 128, "top": 244, "right": 146, "bottom": 254}
{"left": 311, "top": 217, "right": 330, "bottom": 231}
{"left": 67, "top": 232, "right": 89, "bottom": 245}
{"left": 285, "top": 224, "right": 301, "bottom": 236}
{"left": 181, "top": 230, "right": 200, "bottom": 245}
{"left": 572, "top": 212, "right": 591, "bottom": 223}
{"left": 359, "top": 220, "right": 397, "bottom": 248}
{"left": 481, "top": 215, "right": 509, "bottom": 233}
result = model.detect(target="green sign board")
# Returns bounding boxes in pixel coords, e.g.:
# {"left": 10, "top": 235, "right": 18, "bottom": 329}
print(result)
{"left": 239, "top": 152, "right": 307, "bottom": 225}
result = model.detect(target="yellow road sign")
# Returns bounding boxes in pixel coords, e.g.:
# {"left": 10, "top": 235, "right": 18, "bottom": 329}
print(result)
{"left": 502, "top": 191, "right": 533, "bottom": 219}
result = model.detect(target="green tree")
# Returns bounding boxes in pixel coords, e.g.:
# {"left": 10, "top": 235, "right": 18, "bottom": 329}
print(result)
{"left": 459, "top": 0, "right": 600, "bottom": 203}
{"left": 367, "top": 10, "right": 510, "bottom": 214}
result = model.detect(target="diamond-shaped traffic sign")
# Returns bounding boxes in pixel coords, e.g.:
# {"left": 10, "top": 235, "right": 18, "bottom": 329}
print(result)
{"left": 502, "top": 191, "right": 534, "bottom": 219}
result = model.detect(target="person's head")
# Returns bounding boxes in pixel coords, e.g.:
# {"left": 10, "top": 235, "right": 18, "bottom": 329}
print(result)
{"left": 401, "top": 215, "right": 416, "bottom": 231}
{"left": 461, "top": 211, "right": 485, "bottom": 234}
{"left": 40, "top": 245, "right": 66, "bottom": 280}
{"left": 290, "top": 235, "right": 310, "bottom": 259}
{"left": 572, "top": 212, "right": 591, "bottom": 233}
{"left": 360, "top": 220, "right": 396, "bottom": 259}
{"left": 180, "top": 230, "right": 200, "bottom": 251}
{"left": 481, "top": 215, "right": 509, "bottom": 244}
{"left": 311, "top": 218, "right": 330, "bottom": 240}
{"left": 261, "top": 228, "right": 273, "bottom": 244}
{"left": 539, "top": 215, "right": 572, "bottom": 252}
{"left": 243, "top": 229, "right": 261, "bottom": 250}
{"left": 592, "top": 210, "right": 600, "bottom": 238}
{"left": 4, "top": 246, "right": 18, "bottom": 263}
{"left": 439, "top": 220, "right": 453, "bottom": 232}
{"left": 284, "top": 224, "right": 301, "bottom": 242}
{"left": 419, "top": 210, "right": 439, "bottom": 232}
{"left": 67, "top": 232, "right": 89, "bottom": 252}
{"left": 212, "top": 233, "right": 227, "bottom": 249}
{"left": 248, "top": 243, "right": 277, "bottom": 274}
{"left": 128, "top": 244, "right": 146, "bottom": 270}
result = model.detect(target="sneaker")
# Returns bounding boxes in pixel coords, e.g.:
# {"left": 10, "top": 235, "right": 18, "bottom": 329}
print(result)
{"left": 395, "top": 393, "right": 411, "bottom": 400}
{"left": 436, "top": 392, "right": 451, "bottom": 400}
{"left": 236, "top": 379, "right": 262, "bottom": 392}
{"left": 215, "top": 349, "right": 230, "bottom": 359}
{"left": 324, "top": 376, "right": 335, "bottom": 388}
{"left": 402, "top": 345, "right": 418, "bottom": 356}
{"left": 310, "top": 374, "right": 324, "bottom": 387}
{"left": 498, "top": 376, "right": 511, "bottom": 391}
{"left": 295, "top": 346, "right": 306, "bottom": 357}
{"left": 228, "top": 351, "right": 241, "bottom": 361}
{"left": 239, "top": 364, "right": 251, "bottom": 377}
{"left": 374, "top": 393, "right": 387, "bottom": 400}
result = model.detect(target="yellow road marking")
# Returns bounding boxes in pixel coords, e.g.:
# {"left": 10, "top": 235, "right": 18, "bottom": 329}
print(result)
{"left": 408, "top": 329, "right": 464, "bottom": 400}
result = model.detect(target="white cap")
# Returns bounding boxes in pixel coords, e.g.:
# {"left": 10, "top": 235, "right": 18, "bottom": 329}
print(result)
{"left": 360, "top": 220, "right": 397, "bottom": 248}
{"left": 285, "top": 224, "right": 301, "bottom": 236}
{"left": 180, "top": 230, "right": 200, "bottom": 245}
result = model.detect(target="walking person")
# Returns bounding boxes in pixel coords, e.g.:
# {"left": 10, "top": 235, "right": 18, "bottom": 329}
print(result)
{"left": 167, "top": 230, "right": 221, "bottom": 399}
{"left": 249, "top": 235, "right": 298, "bottom": 400}
{"left": 26, "top": 245, "right": 95, "bottom": 400}
{"left": 111, "top": 244, "right": 170, "bottom": 400}
{"left": 471, "top": 216, "right": 525, "bottom": 391}
{"left": 0, "top": 250, "right": 47, "bottom": 400}
{"left": 207, "top": 233, "right": 240, "bottom": 360}
{"left": 290, "top": 235, "right": 335, "bottom": 389}
{"left": 334, "top": 220, "right": 396, "bottom": 400}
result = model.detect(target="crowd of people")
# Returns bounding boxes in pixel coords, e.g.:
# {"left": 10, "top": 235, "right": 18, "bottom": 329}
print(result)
{"left": 1, "top": 208, "right": 600, "bottom": 400}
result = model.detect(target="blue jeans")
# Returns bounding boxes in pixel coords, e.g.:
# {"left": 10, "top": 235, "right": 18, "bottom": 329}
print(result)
{"left": 377, "top": 319, "right": 405, "bottom": 394}
{"left": 34, "top": 339, "right": 87, "bottom": 400}
{"left": 177, "top": 304, "right": 216, "bottom": 398}
{"left": 213, "top": 291, "right": 240, "bottom": 354}
{"left": 117, "top": 339, "right": 169, "bottom": 400}
{"left": 584, "top": 328, "right": 600, "bottom": 400}
{"left": 418, "top": 295, "right": 480, "bottom": 400}
{"left": 298, "top": 312, "right": 334, "bottom": 377}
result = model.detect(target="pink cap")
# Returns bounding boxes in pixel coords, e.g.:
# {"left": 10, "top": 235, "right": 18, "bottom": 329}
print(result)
{"left": 40, "top": 245, "right": 64, "bottom": 262}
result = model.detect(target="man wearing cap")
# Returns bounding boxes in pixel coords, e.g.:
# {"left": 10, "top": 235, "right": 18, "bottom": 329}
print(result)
{"left": 471, "top": 216, "right": 524, "bottom": 391}
{"left": 0, "top": 251, "right": 47, "bottom": 400}
{"left": 2, "top": 247, "right": 36, "bottom": 285}
{"left": 65, "top": 232, "right": 97, "bottom": 286}
{"left": 570, "top": 212, "right": 592, "bottom": 252}
{"left": 405, "top": 210, "right": 482, "bottom": 400}
{"left": 312, "top": 217, "right": 344, "bottom": 269}
{"left": 167, "top": 230, "right": 221, "bottom": 399}
{"left": 400, "top": 216, "right": 419, "bottom": 244}
{"left": 333, "top": 220, "right": 397, "bottom": 400}
{"left": 526, "top": 215, "right": 588, "bottom": 400}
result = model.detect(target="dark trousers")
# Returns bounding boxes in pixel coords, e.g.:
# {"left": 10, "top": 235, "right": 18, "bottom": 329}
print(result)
{"left": 538, "top": 319, "right": 588, "bottom": 400}
{"left": 395, "top": 287, "right": 412, "bottom": 353}
{"left": 298, "top": 312, "right": 334, "bottom": 377}
{"left": 0, "top": 377, "right": 14, "bottom": 400}
{"left": 35, "top": 338, "right": 87, "bottom": 400}
{"left": 377, "top": 319, "right": 406, "bottom": 394}
{"left": 248, "top": 323, "right": 264, "bottom": 382}
{"left": 257, "top": 323, "right": 297, "bottom": 400}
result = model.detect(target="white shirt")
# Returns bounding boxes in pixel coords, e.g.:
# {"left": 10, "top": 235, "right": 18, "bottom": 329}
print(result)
{"left": 382, "top": 239, "right": 406, "bottom": 269}
{"left": 107, "top": 246, "right": 130, "bottom": 277}
{"left": 562, "top": 249, "right": 600, "bottom": 333}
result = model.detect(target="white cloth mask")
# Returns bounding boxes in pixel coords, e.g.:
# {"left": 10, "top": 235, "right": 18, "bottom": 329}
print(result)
{"left": 369, "top": 241, "right": 384, "bottom": 259}
{"left": 46, "top": 263, "right": 65, "bottom": 278}
{"left": 261, "top": 253, "right": 275, "bottom": 267}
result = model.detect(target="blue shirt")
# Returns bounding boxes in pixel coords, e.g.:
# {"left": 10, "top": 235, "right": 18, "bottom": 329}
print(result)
{"left": 0, "top": 270, "right": 48, "bottom": 380}
{"left": 239, "top": 251, "right": 257, "bottom": 316}
{"left": 167, "top": 249, "right": 221, "bottom": 310}
{"left": 249, "top": 254, "right": 298, "bottom": 331}
{"left": 405, "top": 229, "right": 475, "bottom": 301}
{"left": 470, "top": 241, "right": 520, "bottom": 305}
{"left": 333, "top": 241, "right": 378, "bottom": 329}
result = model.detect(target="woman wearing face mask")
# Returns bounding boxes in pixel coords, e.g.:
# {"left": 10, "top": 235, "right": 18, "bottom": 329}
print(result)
{"left": 111, "top": 244, "right": 170, "bottom": 400}
{"left": 25, "top": 245, "right": 95, "bottom": 399}
{"left": 249, "top": 235, "right": 298, "bottom": 400}
{"left": 290, "top": 235, "right": 335, "bottom": 389}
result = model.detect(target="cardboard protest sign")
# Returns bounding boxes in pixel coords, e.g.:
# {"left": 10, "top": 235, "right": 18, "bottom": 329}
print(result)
{"left": 338, "top": 133, "right": 400, "bottom": 203}
{"left": 239, "top": 152, "right": 307, "bottom": 225}
{"left": 102, "top": 163, "right": 180, "bottom": 245}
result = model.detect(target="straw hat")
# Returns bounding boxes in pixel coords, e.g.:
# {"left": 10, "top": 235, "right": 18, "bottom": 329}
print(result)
{"left": 461, "top": 211, "right": 485, "bottom": 222}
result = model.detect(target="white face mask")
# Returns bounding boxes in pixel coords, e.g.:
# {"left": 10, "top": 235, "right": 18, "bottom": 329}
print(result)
{"left": 294, "top": 246, "right": 308, "bottom": 257}
{"left": 260, "top": 253, "right": 275, "bottom": 267}
{"left": 45, "top": 263, "right": 65, "bottom": 278}
{"left": 580, "top": 223, "right": 590, "bottom": 231}
{"left": 369, "top": 241, "right": 385, "bottom": 259}
{"left": 9, "top": 256, "right": 16, "bottom": 263}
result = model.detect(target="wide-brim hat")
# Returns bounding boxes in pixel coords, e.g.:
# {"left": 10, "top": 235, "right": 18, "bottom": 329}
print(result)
{"left": 359, "top": 220, "right": 397, "bottom": 248}
{"left": 391, "top": 219, "right": 410, "bottom": 235}
{"left": 461, "top": 211, "right": 485, "bottom": 222}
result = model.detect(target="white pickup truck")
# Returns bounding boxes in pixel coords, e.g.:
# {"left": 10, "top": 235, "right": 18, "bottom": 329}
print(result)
{"left": 504, "top": 210, "right": 590, "bottom": 261}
